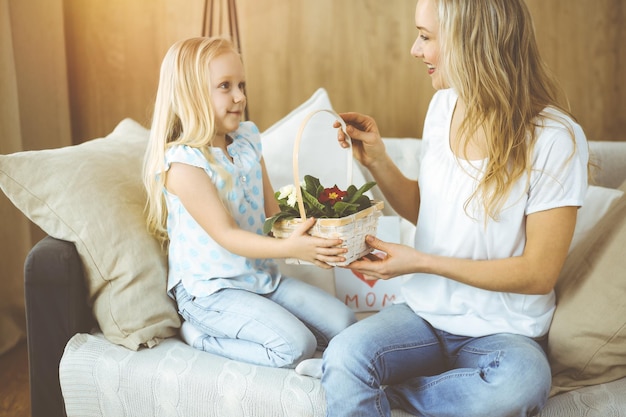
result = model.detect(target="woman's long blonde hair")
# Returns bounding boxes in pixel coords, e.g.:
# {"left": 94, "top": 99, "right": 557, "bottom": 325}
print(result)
{"left": 143, "top": 37, "right": 240, "bottom": 244}
{"left": 436, "top": 0, "right": 575, "bottom": 220}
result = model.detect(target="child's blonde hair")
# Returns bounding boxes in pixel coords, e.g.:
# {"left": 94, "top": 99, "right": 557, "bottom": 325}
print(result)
{"left": 143, "top": 36, "right": 241, "bottom": 244}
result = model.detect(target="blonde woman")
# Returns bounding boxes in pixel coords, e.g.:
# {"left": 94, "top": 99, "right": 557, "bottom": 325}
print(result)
{"left": 143, "top": 37, "right": 355, "bottom": 369}
{"left": 323, "top": 0, "right": 588, "bottom": 415}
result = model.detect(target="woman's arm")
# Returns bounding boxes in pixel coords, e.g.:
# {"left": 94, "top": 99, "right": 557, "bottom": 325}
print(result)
{"left": 337, "top": 112, "right": 421, "bottom": 224}
{"left": 348, "top": 206, "right": 578, "bottom": 295}
{"left": 166, "top": 162, "right": 346, "bottom": 268}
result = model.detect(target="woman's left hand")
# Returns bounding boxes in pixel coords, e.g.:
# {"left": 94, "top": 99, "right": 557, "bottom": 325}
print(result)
{"left": 345, "top": 235, "right": 422, "bottom": 280}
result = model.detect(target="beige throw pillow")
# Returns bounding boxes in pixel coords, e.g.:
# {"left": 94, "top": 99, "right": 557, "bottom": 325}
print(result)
{"left": 0, "top": 119, "right": 180, "bottom": 350}
{"left": 549, "top": 179, "right": 626, "bottom": 396}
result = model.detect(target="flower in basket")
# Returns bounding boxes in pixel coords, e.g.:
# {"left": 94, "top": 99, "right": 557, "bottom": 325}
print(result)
{"left": 263, "top": 175, "right": 377, "bottom": 234}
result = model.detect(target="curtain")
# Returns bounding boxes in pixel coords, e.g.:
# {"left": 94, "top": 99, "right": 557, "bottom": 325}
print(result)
{"left": 0, "top": 0, "right": 29, "bottom": 355}
{"left": 203, "top": 0, "right": 241, "bottom": 50}
{"left": 0, "top": 0, "right": 71, "bottom": 355}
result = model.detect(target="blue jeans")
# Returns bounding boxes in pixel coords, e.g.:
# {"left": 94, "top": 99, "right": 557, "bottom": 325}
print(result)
{"left": 174, "top": 277, "right": 356, "bottom": 368}
{"left": 322, "top": 303, "right": 551, "bottom": 417}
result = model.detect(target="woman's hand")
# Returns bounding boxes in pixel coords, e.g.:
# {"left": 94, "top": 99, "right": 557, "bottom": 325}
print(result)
{"left": 349, "top": 207, "right": 578, "bottom": 294}
{"left": 286, "top": 217, "right": 347, "bottom": 269}
{"left": 334, "top": 112, "right": 387, "bottom": 169}
{"left": 345, "top": 235, "right": 422, "bottom": 280}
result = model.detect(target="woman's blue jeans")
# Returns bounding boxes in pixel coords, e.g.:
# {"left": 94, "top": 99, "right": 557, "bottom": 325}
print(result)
{"left": 174, "top": 277, "right": 356, "bottom": 368}
{"left": 322, "top": 303, "right": 551, "bottom": 417}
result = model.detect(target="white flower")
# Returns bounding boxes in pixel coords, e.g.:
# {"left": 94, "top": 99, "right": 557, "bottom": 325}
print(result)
{"left": 278, "top": 184, "right": 297, "bottom": 207}
{"left": 277, "top": 182, "right": 305, "bottom": 208}
{"left": 278, "top": 184, "right": 295, "bottom": 199}
{"left": 287, "top": 192, "right": 297, "bottom": 208}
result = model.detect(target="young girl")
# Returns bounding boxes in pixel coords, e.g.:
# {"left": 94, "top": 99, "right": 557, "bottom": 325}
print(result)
{"left": 323, "top": 0, "right": 589, "bottom": 416}
{"left": 143, "top": 37, "right": 356, "bottom": 369}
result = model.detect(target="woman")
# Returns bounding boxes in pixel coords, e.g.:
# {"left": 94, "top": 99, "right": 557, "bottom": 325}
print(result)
{"left": 322, "top": 0, "right": 588, "bottom": 416}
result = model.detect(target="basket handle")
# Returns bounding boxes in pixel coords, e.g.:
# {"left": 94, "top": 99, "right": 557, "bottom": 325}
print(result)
{"left": 292, "top": 109, "right": 352, "bottom": 221}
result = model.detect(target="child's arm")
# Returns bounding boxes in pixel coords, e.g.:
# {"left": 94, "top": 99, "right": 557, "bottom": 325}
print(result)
{"left": 166, "top": 162, "right": 346, "bottom": 268}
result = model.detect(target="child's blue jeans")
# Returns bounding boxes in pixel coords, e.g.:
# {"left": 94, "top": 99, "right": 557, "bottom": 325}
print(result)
{"left": 173, "top": 277, "right": 356, "bottom": 368}
{"left": 322, "top": 302, "right": 551, "bottom": 417}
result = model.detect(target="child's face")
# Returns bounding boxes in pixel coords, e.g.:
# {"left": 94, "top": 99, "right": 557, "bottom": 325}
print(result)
{"left": 209, "top": 51, "right": 246, "bottom": 136}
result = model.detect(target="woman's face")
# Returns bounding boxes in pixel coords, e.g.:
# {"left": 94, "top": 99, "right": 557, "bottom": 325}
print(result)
{"left": 411, "top": 0, "right": 447, "bottom": 90}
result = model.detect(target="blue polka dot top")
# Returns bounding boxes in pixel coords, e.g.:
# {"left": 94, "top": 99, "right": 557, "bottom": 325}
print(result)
{"left": 163, "top": 121, "right": 281, "bottom": 298}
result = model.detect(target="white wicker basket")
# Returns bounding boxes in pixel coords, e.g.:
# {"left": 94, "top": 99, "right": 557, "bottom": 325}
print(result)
{"left": 271, "top": 109, "right": 384, "bottom": 266}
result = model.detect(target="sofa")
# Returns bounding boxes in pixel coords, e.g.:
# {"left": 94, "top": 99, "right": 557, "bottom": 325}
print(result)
{"left": 2, "top": 88, "right": 626, "bottom": 417}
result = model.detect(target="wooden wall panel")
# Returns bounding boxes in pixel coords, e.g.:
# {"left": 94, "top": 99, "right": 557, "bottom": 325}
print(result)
{"left": 239, "top": 0, "right": 625, "bottom": 141}
{"left": 526, "top": 0, "right": 624, "bottom": 141}
{"left": 63, "top": 0, "right": 206, "bottom": 142}
{"left": 57, "top": 0, "right": 624, "bottom": 142}
{"left": 238, "top": 0, "right": 433, "bottom": 138}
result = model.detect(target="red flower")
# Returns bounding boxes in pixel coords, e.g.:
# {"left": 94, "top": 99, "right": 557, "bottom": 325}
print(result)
{"left": 319, "top": 186, "right": 347, "bottom": 206}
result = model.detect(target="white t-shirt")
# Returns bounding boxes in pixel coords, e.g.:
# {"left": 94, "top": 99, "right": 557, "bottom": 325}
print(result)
{"left": 402, "top": 89, "right": 589, "bottom": 338}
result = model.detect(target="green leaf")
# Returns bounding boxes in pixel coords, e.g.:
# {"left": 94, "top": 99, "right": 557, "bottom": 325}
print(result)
{"left": 332, "top": 201, "right": 359, "bottom": 217}
{"left": 277, "top": 202, "right": 299, "bottom": 216}
{"left": 263, "top": 215, "right": 279, "bottom": 234}
{"left": 301, "top": 189, "right": 326, "bottom": 216}
{"left": 263, "top": 211, "right": 297, "bottom": 234}
{"left": 345, "top": 184, "right": 358, "bottom": 199}
{"left": 304, "top": 175, "right": 323, "bottom": 197}
{"left": 354, "top": 195, "right": 373, "bottom": 211}
{"left": 346, "top": 181, "right": 376, "bottom": 204}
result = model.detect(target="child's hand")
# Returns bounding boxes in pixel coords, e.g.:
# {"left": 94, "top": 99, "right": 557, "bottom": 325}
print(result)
{"left": 286, "top": 217, "right": 347, "bottom": 268}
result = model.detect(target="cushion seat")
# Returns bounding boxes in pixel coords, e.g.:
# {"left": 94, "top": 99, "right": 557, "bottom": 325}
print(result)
{"left": 60, "top": 332, "right": 626, "bottom": 417}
